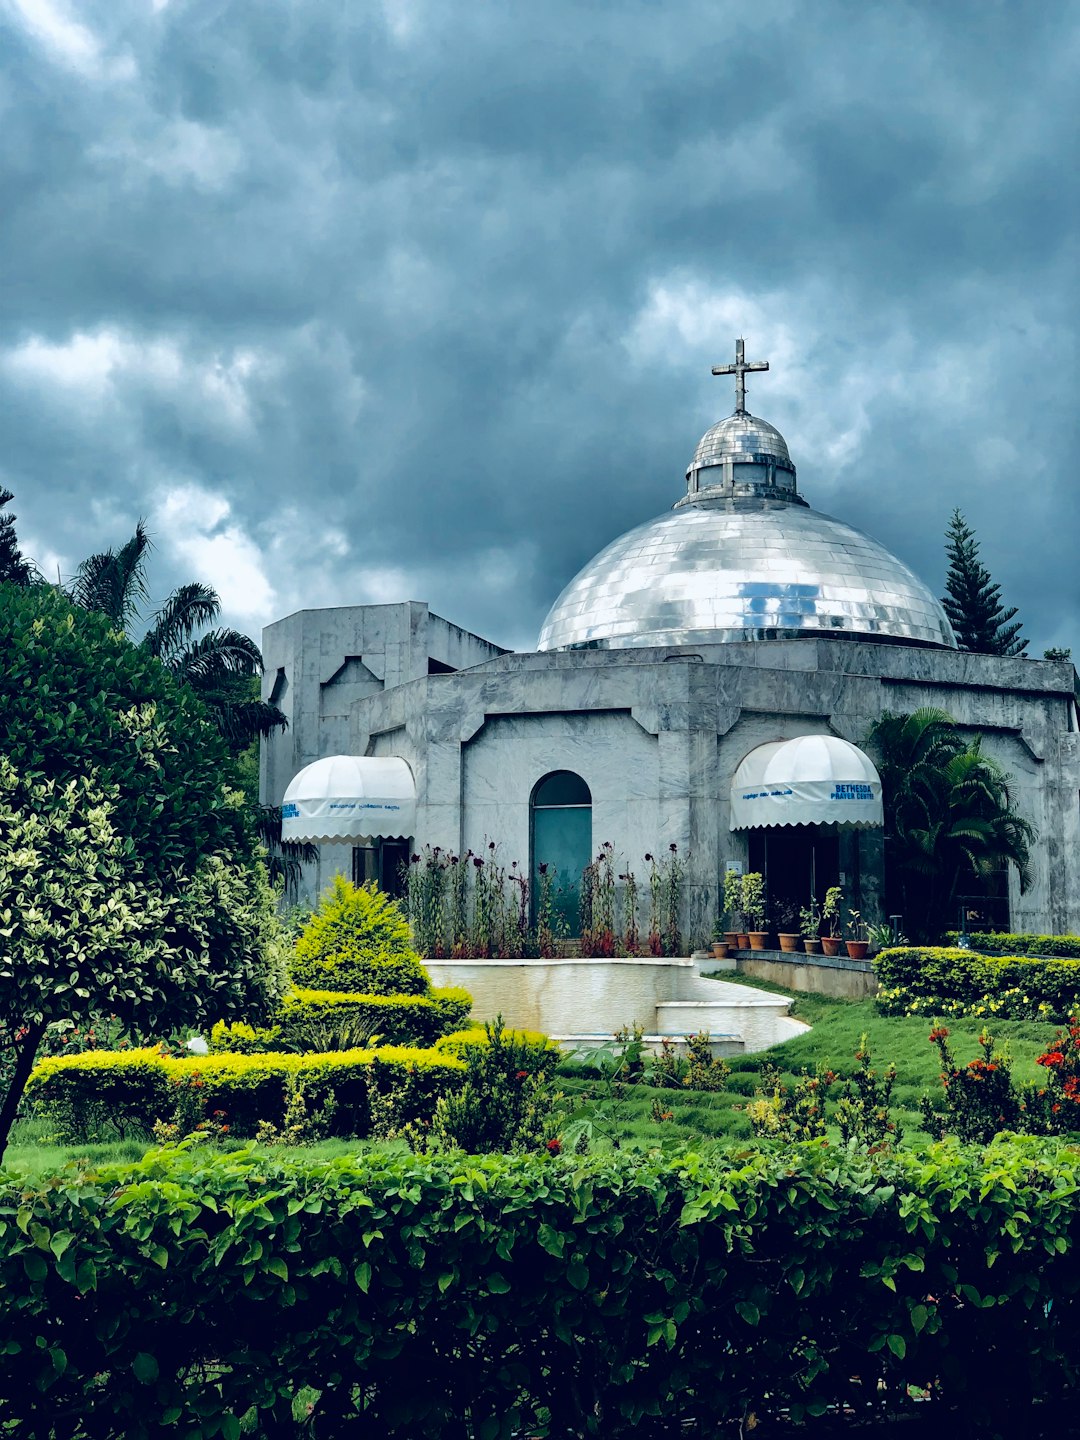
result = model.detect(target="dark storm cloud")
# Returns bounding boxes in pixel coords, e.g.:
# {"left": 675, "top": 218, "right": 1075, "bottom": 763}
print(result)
{"left": 1, "top": 0, "right": 1077, "bottom": 650}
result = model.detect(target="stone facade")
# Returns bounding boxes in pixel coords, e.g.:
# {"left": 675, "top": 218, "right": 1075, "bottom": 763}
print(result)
{"left": 261, "top": 607, "right": 1080, "bottom": 937}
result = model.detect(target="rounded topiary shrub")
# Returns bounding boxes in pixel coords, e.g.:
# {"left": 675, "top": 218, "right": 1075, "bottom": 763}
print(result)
{"left": 292, "top": 877, "right": 431, "bottom": 996}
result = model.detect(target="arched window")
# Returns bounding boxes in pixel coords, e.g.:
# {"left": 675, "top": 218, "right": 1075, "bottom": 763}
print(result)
{"left": 530, "top": 770, "right": 592, "bottom": 936}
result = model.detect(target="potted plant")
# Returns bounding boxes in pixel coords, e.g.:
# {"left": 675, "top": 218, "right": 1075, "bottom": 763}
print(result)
{"left": 775, "top": 899, "right": 801, "bottom": 953}
{"left": 845, "top": 909, "right": 869, "bottom": 960}
{"left": 800, "top": 897, "right": 822, "bottom": 954}
{"left": 722, "top": 869, "right": 743, "bottom": 949}
{"left": 710, "top": 915, "right": 730, "bottom": 960}
{"left": 821, "top": 886, "right": 843, "bottom": 956}
{"left": 742, "top": 872, "right": 768, "bottom": 949}
{"left": 865, "top": 920, "right": 900, "bottom": 955}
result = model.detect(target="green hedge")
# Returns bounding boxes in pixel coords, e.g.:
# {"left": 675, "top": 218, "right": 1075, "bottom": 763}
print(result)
{"left": 24, "top": 1046, "right": 465, "bottom": 1143}
{"left": 3, "top": 1139, "right": 1080, "bottom": 1437}
{"left": 211, "top": 986, "right": 474, "bottom": 1053}
{"left": 945, "top": 931, "right": 1080, "bottom": 959}
{"left": 875, "top": 946, "right": 1080, "bottom": 1020}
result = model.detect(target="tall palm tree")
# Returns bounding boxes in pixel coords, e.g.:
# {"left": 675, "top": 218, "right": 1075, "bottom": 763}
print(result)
{"left": 867, "top": 708, "right": 1035, "bottom": 940}
{"left": 69, "top": 523, "right": 286, "bottom": 752}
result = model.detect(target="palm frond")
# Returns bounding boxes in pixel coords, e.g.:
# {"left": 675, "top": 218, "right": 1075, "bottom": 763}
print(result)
{"left": 173, "top": 629, "right": 264, "bottom": 684}
{"left": 143, "top": 582, "right": 221, "bottom": 660}
{"left": 207, "top": 698, "right": 287, "bottom": 748}
{"left": 69, "top": 521, "right": 153, "bottom": 629}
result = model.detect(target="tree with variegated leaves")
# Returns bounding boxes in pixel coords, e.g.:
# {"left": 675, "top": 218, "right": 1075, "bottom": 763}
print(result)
{"left": 0, "top": 584, "right": 286, "bottom": 1157}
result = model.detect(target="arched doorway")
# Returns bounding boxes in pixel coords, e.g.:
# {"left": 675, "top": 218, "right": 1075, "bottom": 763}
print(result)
{"left": 531, "top": 770, "right": 592, "bottom": 935}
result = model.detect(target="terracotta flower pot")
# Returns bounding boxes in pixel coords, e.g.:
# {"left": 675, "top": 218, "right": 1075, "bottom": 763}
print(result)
{"left": 821, "top": 936, "right": 842, "bottom": 956}
{"left": 748, "top": 931, "right": 769, "bottom": 950}
{"left": 777, "top": 933, "right": 801, "bottom": 953}
{"left": 723, "top": 932, "right": 740, "bottom": 949}
{"left": 803, "top": 937, "right": 822, "bottom": 954}
{"left": 737, "top": 933, "right": 750, "bottom": 951}
{"left": 845, "top": 940, "right": 869, "bottom": 960}
{"left": 711, "top": 942, "right": 730, "bottom": 959}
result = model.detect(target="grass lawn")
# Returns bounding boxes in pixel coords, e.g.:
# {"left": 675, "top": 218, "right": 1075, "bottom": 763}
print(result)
{"left": 557, "top": 974, "right": 1063, "bottom": 1148}
{"left": 4, "top": 978, "right": 1068, "bottom": 1173}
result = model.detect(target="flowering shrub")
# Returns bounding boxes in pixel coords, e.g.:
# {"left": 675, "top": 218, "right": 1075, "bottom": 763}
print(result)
{"left": 405, "top": 841, "right": 688, "bottom": 956}
{"left": 424, "top": 1017, "right": 563, "bottom": 1153}
{"left": 580, "top": 842, "right": 618, "bottom": 957}
{"left": 743, "top": 1038, "right": 900, "bottom": 1148}
{"left": 920, "top": 1027, "right": 1025, "bottom": 1144}
{"left": 875, "top": 946, "right": 1080, "bottom": 1021}
{"left": 744, "top": 1060, "right": 836, "bottom": 1139}
{"left": 875, "top": 985, "right": 1055, "bottom": 1022}
{"left": 651, "top": 1034, "right": 730, "bottom": 1092}
{"left": 833, "top": 1035, "right": 902, "bottom": 1150}
{"left": 645, "top": 845, "right": 684, "bottom": 955}
{"left": 1032, "top": 1016, "right": 1080, "bottom": 1132}
{"left": 944, "top": 931, "right": 1080, "bottom": 959}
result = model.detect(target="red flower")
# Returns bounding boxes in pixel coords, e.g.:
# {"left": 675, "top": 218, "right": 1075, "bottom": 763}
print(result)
{"left": 928, "top": 1026, "right": 949, "bottom": 1043}
{"left": 1038, "top": 1051, "right": 1065, "bottom": 1068}
{"left": 515, "top": 1070, "right": 528, "bottom": 1080}
{"left": 545, "top": 1138, "right": 562, "bottom": 1155}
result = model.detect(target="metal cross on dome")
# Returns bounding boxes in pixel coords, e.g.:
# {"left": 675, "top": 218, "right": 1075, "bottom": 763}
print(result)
{"left": 711, "top": 338, "right": 769, "bottom": 416}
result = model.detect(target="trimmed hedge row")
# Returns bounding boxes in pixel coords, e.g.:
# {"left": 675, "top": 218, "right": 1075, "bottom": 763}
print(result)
{"left": 25, "top": 1046, "right": 465, "bottom": 1142}
{"left": 944, "top": 931, "right": 1080, "bottom": 959}
{"left": 4, "top": 1140, "right": 1080, "bottom": 1438}
{"left": 210, "top": 985, "right": 473, "bottom": 1052}
{"left": 875, "top": 946, "right": 1080, "bottom": 1020}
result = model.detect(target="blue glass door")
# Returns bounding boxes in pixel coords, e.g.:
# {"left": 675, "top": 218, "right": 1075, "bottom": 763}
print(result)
{"left": 532, "top": 805, "right": 591, "bottom": 935}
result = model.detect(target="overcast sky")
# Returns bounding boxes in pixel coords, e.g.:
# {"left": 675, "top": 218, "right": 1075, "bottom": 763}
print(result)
{"left": 2, "top": 0, "right": 1077, "bottom": 653}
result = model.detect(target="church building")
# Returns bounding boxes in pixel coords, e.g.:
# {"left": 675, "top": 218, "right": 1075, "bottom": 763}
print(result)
{"left": 262, "top": 343, "right": 1080, "bottom": 941}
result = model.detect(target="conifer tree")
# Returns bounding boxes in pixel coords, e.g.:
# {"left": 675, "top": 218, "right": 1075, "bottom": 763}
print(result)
{"left": 0, "top": 488, "right": 34, "bottom": 585}
{"left": 941, "top": 509, "right": 1027, "bottom": 656}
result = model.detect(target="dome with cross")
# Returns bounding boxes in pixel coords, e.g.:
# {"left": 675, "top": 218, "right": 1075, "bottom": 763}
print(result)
{"left": 536, "top": 341, "right": 956, "bottom": 653}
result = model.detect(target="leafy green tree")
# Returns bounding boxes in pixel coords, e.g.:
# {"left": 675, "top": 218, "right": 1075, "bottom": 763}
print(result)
{"left": 69, "top": 521, "right": 285, "bottom": 751}
{"left": 941, "top": 509, "right": 1027, "bottom": 655}
{"left": 867, "top": 707, "right": 1035, "bottom": 941}
{"left": 1043, "top": 647, "right": 1072, "bottom": 663}
{"left": 0, "top": 584, "right": 286, "bottom": 1155}
{"left": 0, "top": 488, "right": 34, "bottom": 585}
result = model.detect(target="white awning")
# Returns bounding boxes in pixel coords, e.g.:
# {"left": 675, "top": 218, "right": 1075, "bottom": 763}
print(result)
{"left": 729, "top": 735, "right": 883, "bottom": 830}
{"left": 281, "top": 755, "right": 416, "bottom": 844}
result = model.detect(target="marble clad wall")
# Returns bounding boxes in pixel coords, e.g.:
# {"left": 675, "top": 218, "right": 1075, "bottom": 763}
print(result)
{"left": 261, "top": 603, "right": 1080, "bottom": 935}
{"left": 423, "top": 956, "right": 799, "bottom": 1052}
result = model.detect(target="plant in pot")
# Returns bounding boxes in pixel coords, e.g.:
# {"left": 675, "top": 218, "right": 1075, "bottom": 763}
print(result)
{"left": 865, "top": 920, "right": 900, "bottom": 955}
{"left": 774, "top": 899, "right": 802, "bottom": 953}
{"left": 821, "top": 886, "right": 843, "bottom": 955}
{"left": 722, "top": 869, "right": 743, "bottom": 949}
{"left": 741, "top": 872, "right": 768, "bottom": 949}
{"left": 710, "top": 914, "right": 730, "bottom": 960}
{"left": 845, "top": 909, "right": 869, "bottom": 960}
{"left": 800, "top": 897, "right": 822, "bottom": 954}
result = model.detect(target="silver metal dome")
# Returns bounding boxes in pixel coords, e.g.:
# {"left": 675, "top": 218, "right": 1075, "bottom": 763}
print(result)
{"left": 537, "top": 344, "right": 956, "bottom": 653}
{"left": 691, "top": 412, "right": 793, "bottom": 469}
{"left": 536, "top": 499, "right": 957, "bottom": 651}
